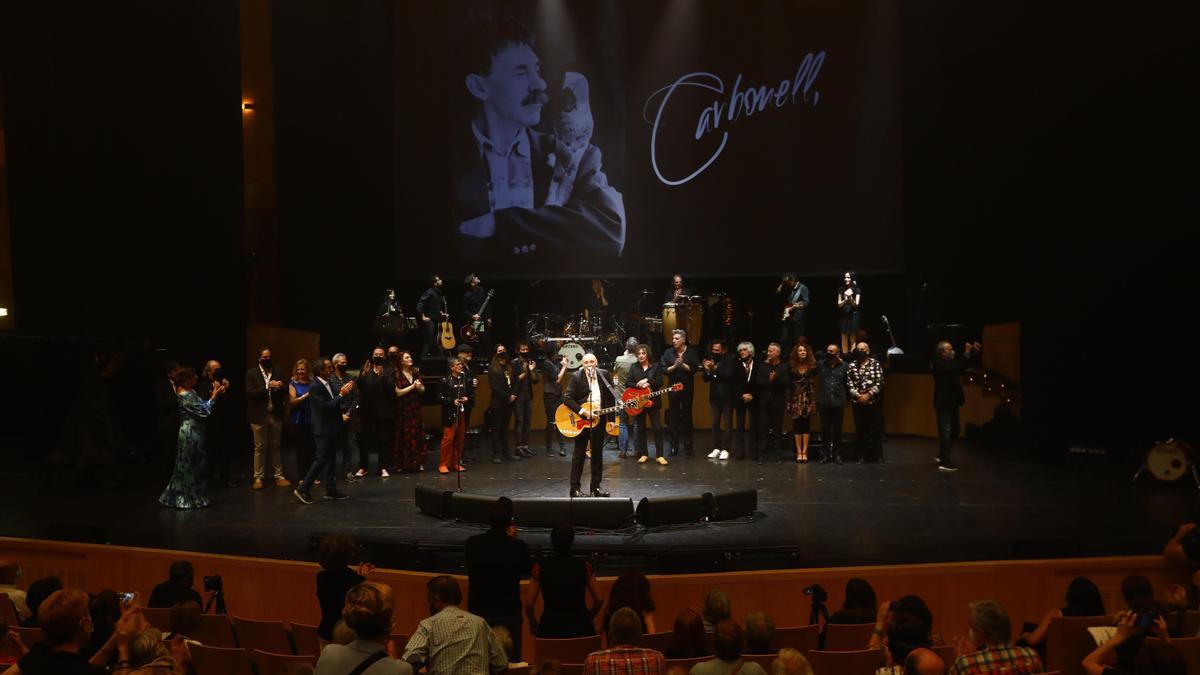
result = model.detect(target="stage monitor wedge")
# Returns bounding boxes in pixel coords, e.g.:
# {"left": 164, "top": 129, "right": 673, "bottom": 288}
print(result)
{"left": 705, "top": 489, "right": 758, "bottom": 521}
{"left": 514, "top": 497, "right": 635, "bottom": 530}
{"left": 414, "top": 484, "right": 452, "bottom": 519}
{"left": 636, "top": 495, "right": 707, "bottom": 527}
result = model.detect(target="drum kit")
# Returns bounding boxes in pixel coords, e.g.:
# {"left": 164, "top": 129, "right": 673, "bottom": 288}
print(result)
{"left": 1133, "top": 438, "right": 1200, "bottom": 489}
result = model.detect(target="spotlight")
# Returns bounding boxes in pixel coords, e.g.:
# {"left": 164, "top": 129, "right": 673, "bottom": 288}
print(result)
{"left": 0, "top": 307, "right": 7, "bottom": 317}
{"left": 241, "top": 101, "right": 255, "bottom": 112}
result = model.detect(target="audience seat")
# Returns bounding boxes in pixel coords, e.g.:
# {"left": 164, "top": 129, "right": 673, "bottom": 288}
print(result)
{"left": 665, "top": 655, "right": 710, "bottom": 669}
{"left": 232, "top": 615, "right": 293, "bottom": 654}
{"left": 1148, "top": 637, "right": 1200, "bottom": 675}
{"left": 824, "top": 622, "right": 877, "bottom": 651}
{"left": 558, "top": 663, "right": 584, "bottom": 675}
{"left": 930, "top": 643, "right": 956, "bottom": 668}
{"left": 289, "top": 621, "right": 322, "bottom": 657}
{"left": 249, "top": 648, "right": 318, "bottom": 675}
{"left": 139, "top": 606, "right": 172, "bottom": 632}
{"left": 504, "top": 666, "right": 532, "bottom": 675}
{"left": 188, "top": 643, "right": 255, "bottom": 675}
{"left": 389, "top": 633, "right": 410, "bottom": 651}
{"left": 638, "top": 630, "right": 674, "bottom": 654}
{"left": 11, "top": 626, "right": 43, "bottom": 648}
{"left": 535, "top": 635, "right": 603, "bottom": 664}
{"left": 1181, "top": 610, "right": 1200, "bottom": 637}
{"left": 806, "top": 648, "right": 883, "bottom": 675}
{"left": 772, "top": 624, "right": 820, "bottom": 653}
{"left": 192, "top": 613, "right": 237, "bottom": 648}
{"left": 1043, "top": 615, "right": 1112, "bottom": 675}
{"left": 0, "top": 595, "right": 19, "bottom": 627}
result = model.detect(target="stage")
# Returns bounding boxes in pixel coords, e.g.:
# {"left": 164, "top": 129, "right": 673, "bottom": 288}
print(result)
{"left": 1, "top": 433, "right": 1186, "bottom": 575}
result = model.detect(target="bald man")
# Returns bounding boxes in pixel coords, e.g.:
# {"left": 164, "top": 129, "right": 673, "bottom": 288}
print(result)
{"left": 198, "top": 359, "right": 236, "bottom": 488}
{"left": 904, "top": 648, "right": 946, "bottom": 675}
{"left": 562, "top": 353, "right": 615, "bottom": 498}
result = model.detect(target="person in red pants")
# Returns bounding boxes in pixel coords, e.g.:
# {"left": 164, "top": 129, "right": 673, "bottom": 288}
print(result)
{"left": 438, "top": 358, "right": 474, "bottom": 473}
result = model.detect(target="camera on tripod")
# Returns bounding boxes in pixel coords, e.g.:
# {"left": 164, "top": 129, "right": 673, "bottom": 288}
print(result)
{"left": 803, "top": 583, "right": 829, "bottom": 625}
{"left": 202, "top": 574, "right": 226, "bottom": 615}
{"left": 203, "top": 574, "right": 223, "bottom": 593}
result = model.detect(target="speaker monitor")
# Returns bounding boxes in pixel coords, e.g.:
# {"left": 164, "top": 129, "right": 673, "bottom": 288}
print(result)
{"left": 449, "top": 492, "right": 497, "bottom": 524}
{"left": 704, "top": 489, "right": 758, "bottom": 521}
{"left": 635, "top": 495, "right": 707, "bottom": 527}
{"left": 514, "top": 498, "right": 635, "bottom": 530}
{"left": 414, "top": 484, "right": 452, "bottom": 519}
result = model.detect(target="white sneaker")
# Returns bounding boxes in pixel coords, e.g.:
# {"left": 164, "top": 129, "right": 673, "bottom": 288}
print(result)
{"left": 707, "top": 449, "right": 721, "bottom": 459}
{"left": 718, "top": 450, "right": 729, "bottom": 460}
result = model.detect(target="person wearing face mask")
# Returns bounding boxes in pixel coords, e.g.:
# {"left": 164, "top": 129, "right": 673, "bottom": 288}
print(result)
{"left": 245, "top": 348, "right": 290, "bottom": 491}
{"left": 328, "top": 353, "right": 362, "bottom": 482}
{"left": 816, "top": 345, "right": 849, "bottom": 464}
{"left": 512, "top": 341, "right": 541, "bottom": 459}
{"left": 197, "top": 359, "right": 236, "bottom": 488}
{"left": 932, "top": 341, "right": 981, "bottom": 472}
{"left": 355, "top": 346, "right": 398, "bottom": 478}
{"left": 539, "top": 348, "right": 571, "bottom": 457}
{"left": 563, "top": 353, "right": 616, "bottom": 497}
{"left": 846, "top": 342, "right": 885, "bottom": 463}
{"left": 489, "top": 345, "right": 519, "bottom": 464}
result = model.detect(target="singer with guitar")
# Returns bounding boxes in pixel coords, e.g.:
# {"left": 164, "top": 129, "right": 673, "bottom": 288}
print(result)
{"left": 777, "top": 273, "right": 809, "bottom": 353}
{"left": 461, "top": 273, "right": 494, "bottom": 356}
{"left": 562, "top": 353, "right": 615, "bottom": 498}
{"left": 628, "top": 344, "right": 669, "bottom": 465}
{"left": 417, "top": 275, "right": 450, "bottom": 357}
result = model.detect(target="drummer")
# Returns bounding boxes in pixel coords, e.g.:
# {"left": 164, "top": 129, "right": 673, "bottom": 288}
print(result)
{"left": 665, "top": 274, "right": 695, "bottom": 303}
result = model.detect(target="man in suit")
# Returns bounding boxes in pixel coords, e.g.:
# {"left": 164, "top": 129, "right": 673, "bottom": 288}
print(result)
{"left": 154, "top": 360, "right": 180, "bottom": 460}
{"left": 452, "top": 15, "right": 625, "bottom": 262}
{"left": 563, "top": 352, "right": 615, "bottom": 497}
{"left": 488, "top": 344, "right": 518, "bottom": 464}
{"left": 730, "top": 342, "right": 767, "bottom": 462}
{"left": 295, "top": 358, "right": 355, "bottom": 504}
{"left": 661, "top": 329, "right": 701, "bottom": 457}
{"left": 197, "top": 359, "right": 236, "bottom": 488}
{"left": 932, "top": 341, "right": 981, "bottom": 472}
{"left": 245, "top": 348, "right": 290, "bottom": 490}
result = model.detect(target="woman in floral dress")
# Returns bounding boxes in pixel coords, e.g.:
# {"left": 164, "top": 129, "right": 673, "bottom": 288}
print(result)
{"left": 393, "top": 351, "right": 426, "bottom": 472}
{"left": 786, "top": 343, "right": 818, "bottom": 463}
{"left": 159, "top": 366, "right": 225, "bottom": 509}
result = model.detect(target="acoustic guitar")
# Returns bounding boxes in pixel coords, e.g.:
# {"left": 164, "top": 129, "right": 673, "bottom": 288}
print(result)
{"left": 554, "top": 383, "right": 683, "bottom": 438}
{"left": 438, "top": 314, "right": 456, "bottom": 351}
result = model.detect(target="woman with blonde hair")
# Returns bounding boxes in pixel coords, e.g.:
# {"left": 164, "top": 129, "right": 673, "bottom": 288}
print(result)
{"left": 314, "top": 582, "right": 413, "bottom": 674}
{"left": 287, "top": 359, "right": 317, "bottom": 481}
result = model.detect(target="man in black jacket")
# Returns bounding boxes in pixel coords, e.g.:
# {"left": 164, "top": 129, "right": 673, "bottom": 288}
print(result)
{"left": 816, "top": 345, "right": 849, "bottom": 464}
{"left": 760, "top": 342, "right": 791, "bottom": 465}
{"left": 438, "top": 357, "right": 474, "bottom": 473}
{"left": 197, "top": 359, "right": 235, "bottom": 488}
{"left": 416, "top": 275, "right": 446, "bottom": 358}
{"left": 295, "top": 358, "right": 355, "bottom": 504}
{"left": 512, "top": 341, "right": 541, "bottom": 458}
{"left": 489, "top": 345, "right": 518, "bottom": 464}
{"left": 563, "top": 353, "right": 615, "bottom": 497}
{"left": 730, "top": 342, "right": 766, "bottom": 461}
{"left": 702, "top": 340, "right": 735, "bottom": 460}
{"left": 540, "top": 350, "right": 570, "bottom": 457}
{"left": 245, "top": 348, "right": 289, "bottom": 490}
{"left": 465, "top": 498, "right": 533, "bottom": 662}
{"left": 932, "top": 341, "right": 981, "bottom": 472}
{"left": 661, "top": 329, "right": 701, "bottom": 457}
{"left": 154, "top": 360, "right": 180, "bottom": 460}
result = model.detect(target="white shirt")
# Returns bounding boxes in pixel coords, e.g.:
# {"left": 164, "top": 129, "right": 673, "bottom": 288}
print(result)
{"left": 471, "top": 122, "right": 534, "bottom": 211}
{"left": 586, "top": 369, "right": 602, "bottom": 410}
{"left": 317, "top": 376, "right": 333, "bottom": 398}
{"left": 261, "top": 366, "right": 275, "bottom": 412}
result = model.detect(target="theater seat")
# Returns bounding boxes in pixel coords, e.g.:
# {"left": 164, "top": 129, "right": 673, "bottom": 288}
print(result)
{"left": 188, "top": 644, "right": 255, "bottom": 675}
{"left": 806, "top": 648, "right": 883, "bottom": 675}
{"left": 535, "top": 635, "right": 603, "bottom": 664}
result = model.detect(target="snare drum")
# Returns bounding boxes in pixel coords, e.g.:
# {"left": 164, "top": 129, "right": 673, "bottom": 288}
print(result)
{"left": 557, "top": 342, "right": 587, "bottom": 370}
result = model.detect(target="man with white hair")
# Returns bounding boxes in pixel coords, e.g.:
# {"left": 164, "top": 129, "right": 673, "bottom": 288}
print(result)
{"left": 730, "top": 342, "right": 766, "bottom": 461}
{"left": 562, "top": 352, "right": 615, "bottom": 497}
{"left": 949, "top": 600, "right": 1042, "bottom": 675}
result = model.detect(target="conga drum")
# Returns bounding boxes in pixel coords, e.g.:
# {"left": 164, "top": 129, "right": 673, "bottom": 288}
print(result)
{"left": 681, "top": 300, "right": 704, "bottom": 345}
{"left": 661, "top": 303, "right": 680, "bottom": 343}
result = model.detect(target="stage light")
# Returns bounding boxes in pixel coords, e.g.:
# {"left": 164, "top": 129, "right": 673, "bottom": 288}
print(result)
{"left": 0, "top": 307, "right": 7, "bottom": 317}
{"left": 241, "top": 101, "right": 255, "bottom": 112}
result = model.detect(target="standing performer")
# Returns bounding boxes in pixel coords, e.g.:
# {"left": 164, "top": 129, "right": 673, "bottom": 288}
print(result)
{"left": 286, "top": 359, "right": 316, "bottom": 482}
{"left": 462, "top": 273, "right": 494, "bottom": 357}
{"left": 628, "top": 344, "right": 667, "bottom": 465}
{"left": 246, "top": 348, "right": 289, "bottom": 490}
{"left": 730, "top": 342, "right": 766, "bottom": 462}
{"left": 838, "top": 271, "right": 862, "bottom": 354}
{"left": 393, "top": 351, "right": 426, "bottom": 473}
{"left": 932, "top": 341, "right": 981, "bottom": 472}
{"left": 197, "top": 360, "right": 235, "bottom": 488}
{"left": 513, "top": 341, "right": 541, "bottom": 458}
{"left": 817, "top": 344, "right": 849, "bottom": 464}
{"left": 702, "top": 339, "right": 735, "bottom": 460}
{"left": 294, "top": 358, "right": 355, "bottom": 504}
{"left": 455, "top": 344, "right": 479, "bottom": 463}
{"left": 159, "top": 367, "right": 225, "bottom": 509}
{"left": 439, "top": 357, "right": 473, "bottom": 473}
{"left": 563, "top": 353, "right": 614, "bottom": 497}
{"left": 664, "top": 274, "right": 693, "bottom": 303}
{"left": 777, "top": 273, "right": 810, "bottom": 353}
{"left": 417, "top": 275, "right": 447, "bottom": 358}
{"left": 540, "top": 350, "right": 570, "bottom": 457}
{"left": 612, "top": 338, "right": 639, "bottom": 459}
{"left": 786, "top": 344, "right": 818, "bottom": 463}
{"left": 760, "top": 343, "right": 791, "bottom": 465}
{"left": 847, "top": 341, "right": 884, "bottom": 463}
{"left": 355, "top": 346, "right": 397, "bottom": 477}
{"left": 660, "top": 329, "right": 700, "bottom": 457}
{"left": 489, "top": 344, "right": 518, "bottom": 463}
{"left": 584, "top": 279, "right": 610, "bottom": 321}
{"left": 328, "top": 353, "right": 360, "bottom": 482}
{"left": 375, "top": 288, "right": 403, "bottom": 346}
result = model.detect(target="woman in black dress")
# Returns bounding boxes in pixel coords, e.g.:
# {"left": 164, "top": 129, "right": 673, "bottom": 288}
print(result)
{"left": 524, "top": 524, "right": 603, "bottom": 638}
{"left": 601, "top": 570, "right": 657, "bottom": 635}
{"left": 838, "top": 271, "right": 862, "bottom": 354}
{"left": 314, "top": 534, "right": 373, "bottom": 642}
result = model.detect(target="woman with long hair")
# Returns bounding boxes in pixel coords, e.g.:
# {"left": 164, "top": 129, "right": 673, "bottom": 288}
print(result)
{"left": 392, "top": 351, "right": 426, "bottom": 472}
{"left": 287, "top": 359, "right": 316, "bottom": 480}
{"left": 525, "top": 523, "right": 603, "bottom": 639}
{"left": 601, "top": 570, "right": 657, "bottom": 634}
{"left": 838, "top": 271, "right": 861, "bottom": 354}
{"left": 786, "top": 343, "right": 818, "bottom": 463}
{"left": 159, "top": 367, "right": 225, "bottom": 509}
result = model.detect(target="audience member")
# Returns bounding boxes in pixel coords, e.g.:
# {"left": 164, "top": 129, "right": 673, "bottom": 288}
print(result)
{"left": 536, "top": 658, "right": 563, "bottom": 675}
{"left": 1162, "top": 522, "right": 1200, "bottom": 567}
{"left": 491, "top": 626, "right": 528, "bottom": 668}
{"left": 403, "top": 576, "right": 506, "bottom": 675}
{"left": 744, "top": 612, "right": 776, "bottom": 655}
{"left": 525, "top": 523, "right": 602, "bottom": 639}
{"left": 1020, "top": 576, "right": 1107, "bottom": 647}
{"left": 111, "top": 627, "right": 178, "bottom": 674}
{"left": 82, "top": 591, "right": 121, "bottom": 660}
{"left": 11, "top": 589, "right": 107, "bottom": 674}
{"left": 692, "top": 620, "right": 768, "bottom": 675}
{"left": 316, "top": 534, "right": 372, "bottom": 642}
{"left": 601, "top": 571, "right": 657, "bottom": 634}
{"left": 881, "top": 614, "right": 934, "bottom": 673}
{"left": 331, "top": 620, "right": 356, "bottom": 646}
{"left": 821, "top": 577, "right": 877, "bottom": 648}
{"left": 19, "top": 577, "right": 62, "bottom": 628}
{"left": 702, "top": 590, "right": 731, "bottom": 635}
{"left": 583, "top": 606, "right": 665, "bottom": 675}
{"left": 664, "top": 608, "right": 708, "bottom": 660}
{"left": 0, "top": 561, "right": 30, "bottom": 623}
{"left": 314, "top": 581, "right": 412, "bottom": 675}
{"left": 770, "top": 648, "right": 814, "bottom": 675}
{"left": 147, "top": 562, "right": 202, "bottom": 609}
{"left": 1121, "top": 576, "right": 1154, "bottom": 611}
{"left": 1082, "top": 610, "right": 1181, "bottom": 675}
{"left": 949, "top": 600, "right": 1042, "bottom": 675}
{"left": 903, "top": 648, "right": 946, "bottom": 675}
{"left": 1, "top": 610, "right": 26, "bottom": 667}
{"left": 871, "top": 596, "right": 942, "bottom": 655}
{"left": 465, "top": 498, "right": 533, "bottom": 660}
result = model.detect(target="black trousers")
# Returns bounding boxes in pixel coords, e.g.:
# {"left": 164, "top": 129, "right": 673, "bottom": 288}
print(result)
{"left": 491, "top": 404, "right": 513, "bottom": 458}
{"left": 336, "top": 421, "right": 359, "bottom": 475}
{"left": 820, "top": 405, "right": 845, "bottom": 459}
{"left": 632, "top": 406, "right": 665, "bottom": 458}
{"left": 420, "top": 318, "right": 438, "bottom": 357}
{"left": 285, "top": 421, "right": 316, "bottom": 478}
{"left": 936, "top": 407, "right": 960, "bottom": 462}
{"left": 570, "top": 426, "right": 605, "bottom": 492}
{"left": 358, "top": 417, "right": 394, "bottom": 473}
{"left": 205, "top": 420, "right": 234, "bottom": 484}
{"left": 543, "top": 396, "right": 566, "bottom": 453}
{"left": 780, "top": 315, "right": 805, "bottom": 352}
{"left": 852, "top": 404, "right": 883, "bottom": 462}
{"left": 732, "top": 398, "right": 764, "bottom": 459}
{"left": 301, "top": 433, "right": 338, "bottom": 492}
{"left": 709, "top": 400, "right": 732, "bottom": 450}
{"left": 762, "top": 394, "right": 786, "bottom": 461}
{"left": 513, "top": 398, "right": 533, "bottom": 447}
{"left": 665, "top": 389, "right": 694, "bottom": 454}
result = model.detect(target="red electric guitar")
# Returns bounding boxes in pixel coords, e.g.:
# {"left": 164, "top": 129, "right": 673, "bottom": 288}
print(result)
{"left": 621, "top": 382, "right": 683, "bottom": 416}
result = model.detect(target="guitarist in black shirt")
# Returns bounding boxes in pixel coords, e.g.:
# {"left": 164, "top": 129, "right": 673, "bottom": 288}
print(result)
{"left": 461, "top": 273, "right": 494, "bottom": 357}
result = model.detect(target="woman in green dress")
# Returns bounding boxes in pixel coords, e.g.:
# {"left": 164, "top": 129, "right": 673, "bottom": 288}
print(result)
{"left": 159, "top": 366, "right": 226, "bottom": 509}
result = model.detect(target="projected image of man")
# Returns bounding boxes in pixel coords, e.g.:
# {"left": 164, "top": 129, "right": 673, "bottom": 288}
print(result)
{"left": 453, "top": 16, "right": 625, "bottom": 259}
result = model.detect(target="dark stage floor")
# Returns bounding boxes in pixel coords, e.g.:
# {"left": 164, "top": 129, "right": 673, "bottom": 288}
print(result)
{"left": 2, "top": 435, "right": 1191, "bottom": 574}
